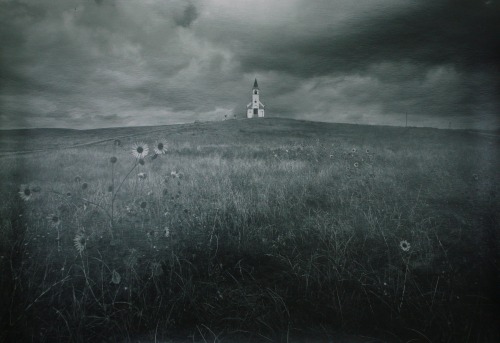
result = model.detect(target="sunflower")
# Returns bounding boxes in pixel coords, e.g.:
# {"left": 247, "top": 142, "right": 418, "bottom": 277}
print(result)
{"left": 354, "top": 162, "right": 359, "bottom": 168}
{"left": 399, "top": 240, "right": 411, "bottom": 252}
{"left": 18, "top": 185, "right": 32, "bottom": 201}
{"left": 154, "top": 140, "right": 167, "bottom": 155}
{"left": 351, "top": 148, "right": 357, "bottom": 153}
{"left": 131, "top": 142, "right": 149, "bottom": 159}
{"left": 74, "top": 233, "right": 86, "bottom": 254}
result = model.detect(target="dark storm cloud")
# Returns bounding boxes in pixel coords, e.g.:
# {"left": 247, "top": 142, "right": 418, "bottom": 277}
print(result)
{"left": 0, "top": 0, "right": 498, "bottom": 129}
{"left": 230, "top": 1, "right": 500, "bottom": 76}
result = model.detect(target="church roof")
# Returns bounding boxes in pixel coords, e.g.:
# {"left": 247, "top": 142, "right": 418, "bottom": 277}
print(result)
{"left": 253, "top": 78, "right": 259, "bottom": 89}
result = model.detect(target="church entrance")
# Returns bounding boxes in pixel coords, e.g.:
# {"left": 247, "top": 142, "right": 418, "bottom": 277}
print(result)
{"left": 254, "top": 108, "right": 258, "bottom": 115}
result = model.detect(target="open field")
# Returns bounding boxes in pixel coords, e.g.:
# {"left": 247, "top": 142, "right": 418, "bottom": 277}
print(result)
{"left": 0, "top": 118, "right": 499, "bottom": 342}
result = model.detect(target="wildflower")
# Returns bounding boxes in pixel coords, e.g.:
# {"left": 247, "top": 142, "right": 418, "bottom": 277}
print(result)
{"left": 131, "top": 142, "right": 149, "bottom": 159}
{"left": 329, "top": 154, "right": 334, "bottom": 158}
{"left": 354, "top": 162, "right": 359, "bottom": 168}
{"left": 66, "top": 192, "right": 72, "bottom": 197}
{"left": 399, "top": 240, "right": 411, "bottom": 252}
{"left": 111, "top": 270, "right": 121, "bottom": 284}
{"left": 110, "top": 156, "right": 117, "bottom": 164}
{"left": 81, "top": 182, "right": 88, "bottom": 190}
{"left": 138, "top": 172, "right": 147, "bottom": 180}
{"left": 47, "top": 214, "right": 61, "bottom": 228}
{"left": 73, "top": 233, "right": 85, "bottom": 253}
{"left": 164, "top": 227, "right": 170, "bottom": 237}
{"left": 140, "top": 201, "right": 147, "bottom": 209}
{"left": 18, "top": 185, "right": 32, "bottom": 201}
{"left": 170, "top": 171, "right": 179, "bottom": 178}
{"left": 351, "top": 148, "right": 357, "bottom": 153}
{"left": 138, "top": 159, "right": 145, "bottom": 166}
{"left": 74, "top": 176, "right": 81, "bottom": 183}
{"left": 366, "top": 149, "right": 370, "bottom": 154}
{"left": 154, "top": 140, "right": 167, "bottom": 155}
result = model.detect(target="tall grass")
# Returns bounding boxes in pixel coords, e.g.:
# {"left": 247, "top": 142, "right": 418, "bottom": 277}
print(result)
{"left": 0, "top": 120, "right": 498, "bottom": 342}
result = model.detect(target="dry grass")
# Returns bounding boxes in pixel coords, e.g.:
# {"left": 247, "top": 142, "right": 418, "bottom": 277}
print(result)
{"left": 0, "top": 118, "right": 498, "bottom": 342}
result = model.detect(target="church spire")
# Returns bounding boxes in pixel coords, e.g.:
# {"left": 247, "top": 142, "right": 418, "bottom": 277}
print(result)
{"left": 247, "top": 78, "right": 265, "bottom": 118}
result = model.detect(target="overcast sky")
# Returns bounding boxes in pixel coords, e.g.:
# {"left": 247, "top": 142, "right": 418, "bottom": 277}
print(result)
{"left": 1, "top": 0, "right": 499, "bottom": 129}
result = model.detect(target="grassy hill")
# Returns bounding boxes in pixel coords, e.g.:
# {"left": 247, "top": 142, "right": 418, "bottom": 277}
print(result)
{"left": 0, "top": 118, "right": 498, "bottom": 342}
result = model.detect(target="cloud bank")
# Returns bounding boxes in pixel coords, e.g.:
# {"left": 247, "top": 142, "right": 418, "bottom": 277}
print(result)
{"left": 1, "top": 0, "right": 499, "bottom": 129}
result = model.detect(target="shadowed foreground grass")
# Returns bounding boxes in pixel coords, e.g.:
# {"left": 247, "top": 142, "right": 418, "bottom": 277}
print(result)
{"left": 0, "top": 119, "right": 499, "bottom": 342}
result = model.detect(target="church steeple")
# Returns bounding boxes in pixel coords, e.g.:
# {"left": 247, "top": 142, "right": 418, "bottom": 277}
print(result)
{"left": 246, "top": 78, "right": 265, "bottom": 118}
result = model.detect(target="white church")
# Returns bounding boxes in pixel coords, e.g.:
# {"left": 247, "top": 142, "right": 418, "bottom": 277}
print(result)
{"left": 246, "top": 78, "right": 265, "bottom": 118}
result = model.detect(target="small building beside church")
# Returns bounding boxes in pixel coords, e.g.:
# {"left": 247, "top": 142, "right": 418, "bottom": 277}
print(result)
{"left": 247, "top": 78, "right": 265, "bottom": 118}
